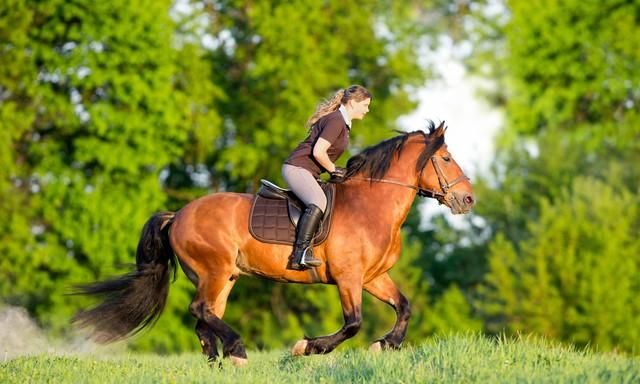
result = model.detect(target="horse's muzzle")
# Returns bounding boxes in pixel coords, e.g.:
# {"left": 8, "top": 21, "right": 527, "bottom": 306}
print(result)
{"left": 446, "top": 191, "right": 475, "bottom": 214}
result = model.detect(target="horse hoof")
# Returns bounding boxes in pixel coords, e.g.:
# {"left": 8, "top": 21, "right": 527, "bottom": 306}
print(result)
{"left": 292, "top": 340, "right": 308, "bottom": 356}
{"left": 369, "top": 341, "right": 382, "bottom": 352}
{"left": 230, "top": 356, "right": 248, "bottom": 366}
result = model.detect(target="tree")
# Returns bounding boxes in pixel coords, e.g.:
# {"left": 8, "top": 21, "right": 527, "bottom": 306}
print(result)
{"left": 479, "top": 175, "right": 640, "bottom": 352}
{"left": 180, "top": 0, "right": 430, "bottom": 192}
{"left": 460, "top": 0, "right": 640, "bottom": 352}
{"left": 0, "top": 0, "right": 203, "bottom": 350}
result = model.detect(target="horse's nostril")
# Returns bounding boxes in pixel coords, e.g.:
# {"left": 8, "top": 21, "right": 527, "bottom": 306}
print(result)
{"left": 464, "top": 195, "right": 475, "bottom": 205}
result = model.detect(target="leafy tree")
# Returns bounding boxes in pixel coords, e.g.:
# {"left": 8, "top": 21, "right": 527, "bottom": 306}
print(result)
{"left": 460, "top": 0, "right": 640, "bottom": 352}
{"left": 0, "top": 0, "right": 205, "bottom": 350}
{"left": 479, "top": 175, "right": 640, "bottom": 352}
{"left": 0, "top": 0, "right": 39, "bottom": 317}
{"left": 180, "top": 0, "right": 431, "bottom": 192}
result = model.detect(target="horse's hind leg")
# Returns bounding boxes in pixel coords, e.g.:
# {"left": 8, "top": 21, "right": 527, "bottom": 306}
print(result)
{"left": 364, "top": 272, "right": 411, "bottom": 350}
{"left": 189, "top": 276, "right": 247, "bottom": 365}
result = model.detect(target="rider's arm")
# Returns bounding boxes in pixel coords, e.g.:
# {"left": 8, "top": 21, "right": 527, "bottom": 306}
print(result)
{"left": 312, "top": 138, "right": 336, "bottom": 173}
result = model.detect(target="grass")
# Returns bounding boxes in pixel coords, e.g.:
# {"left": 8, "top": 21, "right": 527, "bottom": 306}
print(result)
{"left": 2, "top": 334, "right": 638, "bottom": 383}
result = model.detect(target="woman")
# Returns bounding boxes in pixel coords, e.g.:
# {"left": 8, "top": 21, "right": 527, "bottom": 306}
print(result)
{"left": 283, "top": 85, "right": 372, "bottom": 270}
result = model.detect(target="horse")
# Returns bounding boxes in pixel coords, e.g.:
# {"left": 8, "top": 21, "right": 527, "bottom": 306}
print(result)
{"left": 73, "top": 121, "right": 475, "bottom": 365}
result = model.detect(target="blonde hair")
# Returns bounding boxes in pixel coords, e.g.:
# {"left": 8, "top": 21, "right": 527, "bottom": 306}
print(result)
{"left": 305, "top": 85, "right": 372, "bottom": 128}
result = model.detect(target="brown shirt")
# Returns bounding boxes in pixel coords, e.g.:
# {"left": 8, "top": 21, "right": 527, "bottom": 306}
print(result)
{"left": 285, "top": 110, "right": 350, "bottom": 178}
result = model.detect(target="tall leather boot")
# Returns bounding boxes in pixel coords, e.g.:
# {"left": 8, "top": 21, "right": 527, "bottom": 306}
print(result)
{"left": 288, "top": 204, "right": 324, "bottom": 270}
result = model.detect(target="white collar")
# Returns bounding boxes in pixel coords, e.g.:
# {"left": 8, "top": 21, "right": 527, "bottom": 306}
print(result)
{"left": 338, "top": 104, "right": 352, "bottom": 129}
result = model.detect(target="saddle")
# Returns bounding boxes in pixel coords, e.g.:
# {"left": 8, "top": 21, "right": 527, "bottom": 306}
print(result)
{"left": 249, "top": 179, "right": 335, "bottom": 245}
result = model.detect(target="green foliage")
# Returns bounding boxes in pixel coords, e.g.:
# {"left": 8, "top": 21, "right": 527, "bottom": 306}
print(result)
{"left": 480, "top": 176, "right": 640, "bottom": 352}
{"left": 404, "top": 204, "right": 489, "bottom": 297}
{"left": 0, "top": 0, "right": 193, "bottom": 346}
{"left": 454, "top": 0, "right": 640, "bottom": 354}
{"left": 429, "top": 285, "right": 483, "bottom": 334}
{"left": 3, "top": 335, "right": 640, "bottom": 383}
{"left": 191, "top": 0, "right": 430, "bottom": 192}
{"left": 503, "top": 0, "right": 640, "bottom": 136}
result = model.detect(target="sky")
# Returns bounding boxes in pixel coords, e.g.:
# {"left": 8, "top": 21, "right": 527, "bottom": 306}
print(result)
{"left": 398, "top": 40, "right": 502, "bottom": 226}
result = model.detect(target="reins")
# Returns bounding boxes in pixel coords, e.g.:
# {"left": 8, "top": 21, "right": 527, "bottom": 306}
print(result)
{"left": 348, "top": 176, "right": 432, "bottom": 194}
{"left": 345, "top": 155, "right": 469, "bottom": 203}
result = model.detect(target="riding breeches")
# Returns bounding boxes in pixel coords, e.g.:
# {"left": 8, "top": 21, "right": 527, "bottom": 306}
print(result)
{"left": 281, "top": 164, "right": 327, "bottom": 213}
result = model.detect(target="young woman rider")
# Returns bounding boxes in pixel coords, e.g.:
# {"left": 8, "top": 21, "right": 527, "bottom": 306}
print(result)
{"left": 282, "top": 85, "right": 372, "bottom": 270}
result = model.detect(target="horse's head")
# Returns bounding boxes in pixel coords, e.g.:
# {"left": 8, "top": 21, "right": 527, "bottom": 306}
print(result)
{"left": 417, "top": 122, "right": 475, "bottom": 214}
{"left": 344, "top": 123, "right": 475, "bottom": 214}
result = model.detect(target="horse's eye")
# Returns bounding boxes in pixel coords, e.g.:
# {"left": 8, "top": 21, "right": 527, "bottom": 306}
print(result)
{"left": 442, "top": 156, "right": 450, "bottom": 162}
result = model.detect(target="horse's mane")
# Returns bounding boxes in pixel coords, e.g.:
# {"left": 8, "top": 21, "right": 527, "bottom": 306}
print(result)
{"left": 345, "top": 121, "right": 444, "bottom": 180}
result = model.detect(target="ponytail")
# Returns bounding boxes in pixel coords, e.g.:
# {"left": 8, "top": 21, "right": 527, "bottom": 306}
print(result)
{"left": 305, "top": 85, "right": 372, "bottom": 129}
{"left": 305, "top": 89, "right": 345, "bottom": 128}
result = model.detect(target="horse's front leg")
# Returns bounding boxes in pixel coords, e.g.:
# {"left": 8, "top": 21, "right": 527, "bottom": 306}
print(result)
{"left": 292, "top": 280, "right": 362, "bottom": 356}
{"left": 364, "top": 272, "right": 411, "bottom": 350}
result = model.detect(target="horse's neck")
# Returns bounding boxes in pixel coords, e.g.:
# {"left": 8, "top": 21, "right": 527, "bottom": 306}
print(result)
{"left": 341, "top": 142, "right": 425, "bottom": 228}
{"left": 341, "top": 170, "right": 418, "bottom": 229}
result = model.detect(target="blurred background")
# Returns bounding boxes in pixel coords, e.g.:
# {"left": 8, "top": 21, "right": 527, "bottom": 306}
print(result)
{"left": 1, "top": 0, "right": 638, "bottom": 356}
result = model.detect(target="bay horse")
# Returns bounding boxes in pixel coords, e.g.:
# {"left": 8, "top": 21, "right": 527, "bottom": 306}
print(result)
{"left": 73, "top": 121, "right": 474, "bottom": 365}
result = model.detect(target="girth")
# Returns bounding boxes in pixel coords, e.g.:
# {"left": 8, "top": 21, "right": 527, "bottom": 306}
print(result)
{"left": 249, "top": 179, "right": 335, "bottom": 245}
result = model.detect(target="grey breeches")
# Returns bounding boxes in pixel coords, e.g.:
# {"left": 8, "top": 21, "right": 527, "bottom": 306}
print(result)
{"left": 282, "top": 164, "right": 327, "bottom": 213}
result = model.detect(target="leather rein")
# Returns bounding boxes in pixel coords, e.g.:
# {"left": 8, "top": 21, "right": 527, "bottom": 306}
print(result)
{"left": 347, "top": 156, "right": 469, "bottom": 204}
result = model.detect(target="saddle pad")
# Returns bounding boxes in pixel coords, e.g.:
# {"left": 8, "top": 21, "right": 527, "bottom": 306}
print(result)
{"left": 248, "top": 186, "right": 334, "bottom": 246}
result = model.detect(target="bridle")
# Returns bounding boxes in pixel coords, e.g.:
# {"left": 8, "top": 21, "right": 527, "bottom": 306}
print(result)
{"left": 419, "top": 156, "right": 470, "bottom": 202}
{"left": 347, "top": 155, "right": 469, "bottom": 204}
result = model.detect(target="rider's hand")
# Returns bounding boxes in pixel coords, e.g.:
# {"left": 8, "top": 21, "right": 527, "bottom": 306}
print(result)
{"left": 329, "top": 167, "right": 347, "bottom": 182}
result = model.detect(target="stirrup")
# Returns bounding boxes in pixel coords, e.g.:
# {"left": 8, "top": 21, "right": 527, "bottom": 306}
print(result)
{"left": 287, "top": 257, "right": 310, "bottom": 271}
{"left": 287, "top": 248, "right": 321, "bottom": 271}
{"left": 300, "top": 248, "right": 322, "bottom": 267}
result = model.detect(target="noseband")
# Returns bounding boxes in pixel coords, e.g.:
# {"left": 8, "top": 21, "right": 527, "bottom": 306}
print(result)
{"left": 348, "top": 155, "right": 469, "bottom": 204}
{"left": 417, "top": 156, "right": 469, "bottom": 204}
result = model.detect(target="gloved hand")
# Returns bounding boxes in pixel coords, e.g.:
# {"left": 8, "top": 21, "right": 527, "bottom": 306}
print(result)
{"left": 329, "top": 167, "right": 347, "bottom": 182}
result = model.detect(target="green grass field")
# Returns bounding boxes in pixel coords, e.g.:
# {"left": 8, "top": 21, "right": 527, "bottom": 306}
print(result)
{"left": 2, "top": 335, "right": 638, "bottom": 383}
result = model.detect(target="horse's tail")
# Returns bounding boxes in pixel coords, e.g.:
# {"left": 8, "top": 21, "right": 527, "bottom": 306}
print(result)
{"left": 73, "top": 212, "right": 177, "bottom": 344}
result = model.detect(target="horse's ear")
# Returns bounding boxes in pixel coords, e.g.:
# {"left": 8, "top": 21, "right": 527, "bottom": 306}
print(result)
{"left": 436, "top": 121, "right": 447, "bottom": 136}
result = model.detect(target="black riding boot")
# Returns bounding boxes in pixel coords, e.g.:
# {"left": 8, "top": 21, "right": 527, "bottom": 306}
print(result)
{"left": 288, "top": 204, "right": 324, "bottom": 270}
